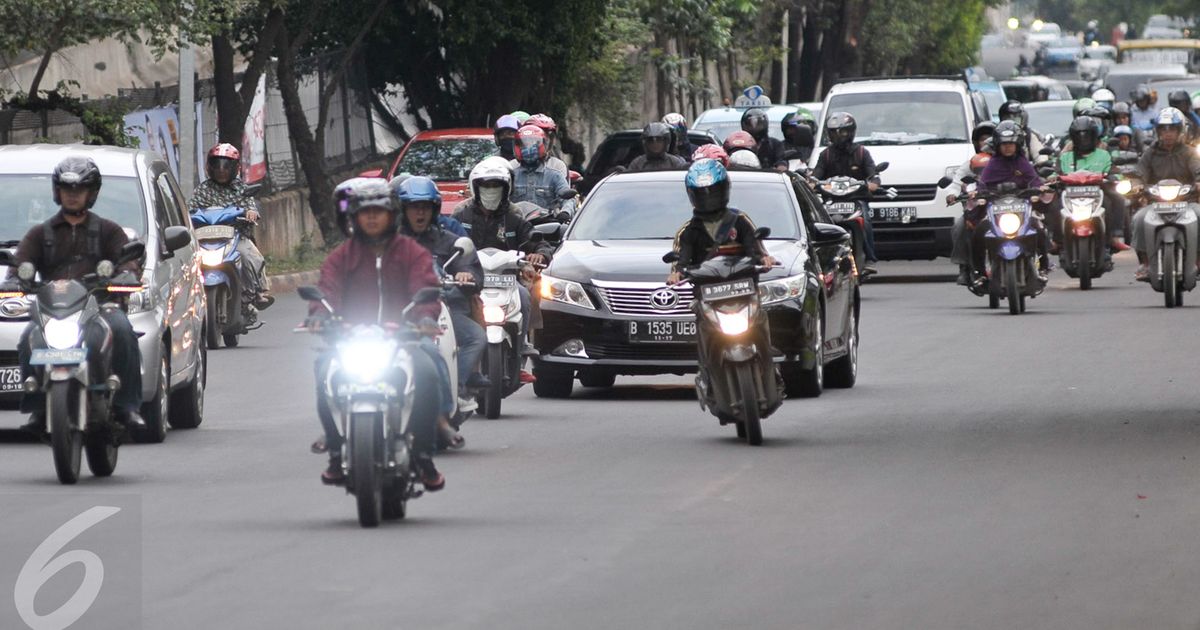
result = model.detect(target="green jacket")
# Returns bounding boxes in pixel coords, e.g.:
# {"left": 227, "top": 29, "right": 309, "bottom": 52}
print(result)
{"left": 1058, "top": 149, "right": 1112, "bottom": 175}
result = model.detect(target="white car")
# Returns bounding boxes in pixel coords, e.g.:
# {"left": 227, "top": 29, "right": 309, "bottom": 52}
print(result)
{"left": 813, "top": 78, "right": 980, "bottom": 259}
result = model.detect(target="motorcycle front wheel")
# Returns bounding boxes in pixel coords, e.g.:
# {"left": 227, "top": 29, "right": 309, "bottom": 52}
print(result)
{"left": 483, "top": 345, "right": 504, "bottom": 419}
{"left": 1004, "top": 260, "right": 1021, "bottom": 315}
{"left": 351, "top": 412, "right": 383, "bottom": 528}
{"left": 735, "top": 363, "right": 762, "bottom": 446}
{"left": 205, "top": 286, "right": 223, "bottom": 349}
{"left": 1163, "top": 242, "right": 1179, "bottom": 309}
{"left": 1077, "top": 235, "right": 1092, "bottom": 291}
{"left": 49, "top": 381, "right": 83, "bottom": 485}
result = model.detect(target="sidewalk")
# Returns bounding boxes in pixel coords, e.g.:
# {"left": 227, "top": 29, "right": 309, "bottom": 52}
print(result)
{"left": 268, "top": 270, "right": 321, "bottom": 293}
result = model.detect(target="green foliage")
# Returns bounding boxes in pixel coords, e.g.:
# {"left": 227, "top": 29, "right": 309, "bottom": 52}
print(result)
{"left": 1, "top": 81, "right": 133, "bottom": 146}
{"left": 1014, "top": 0, "right": 1177, "bottom": 34}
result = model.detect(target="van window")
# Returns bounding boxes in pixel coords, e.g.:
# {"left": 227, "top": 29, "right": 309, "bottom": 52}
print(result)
{"left": 823, "top": 91, "right": 970, "bottom": 146}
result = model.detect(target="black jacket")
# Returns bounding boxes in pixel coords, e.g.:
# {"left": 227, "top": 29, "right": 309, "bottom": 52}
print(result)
{"left": 812, "top": 143, "right": 879, "bottom": 183}
{"left": 400, "top": 222, "right": 484, "bottom": 304}
{"left": 755, "top": 137, "right": 788, "bottom": 169}
{"left": 628, "top": 153, "right": 687, "bottom": 172}
{"left": 452, "top": 199, "right": 556, "bottom": 259}
{"left": 671, "top": 208, "right": 767, "bottom": 272}
{"left": 16, "top": 210, "right": 138, "bottom": 281}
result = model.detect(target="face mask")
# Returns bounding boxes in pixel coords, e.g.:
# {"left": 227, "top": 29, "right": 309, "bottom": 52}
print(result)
{"left": 479, "top": 186, "right": 505, "bottom": 211}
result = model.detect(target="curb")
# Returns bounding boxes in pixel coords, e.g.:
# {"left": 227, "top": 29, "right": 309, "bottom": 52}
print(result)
{"left": 268, "top": 270, "right": 320, "bottom": 294}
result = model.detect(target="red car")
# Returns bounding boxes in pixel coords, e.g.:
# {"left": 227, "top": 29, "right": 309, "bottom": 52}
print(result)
{"left": 385, "top": 128, "right": 497, "bottom": 214}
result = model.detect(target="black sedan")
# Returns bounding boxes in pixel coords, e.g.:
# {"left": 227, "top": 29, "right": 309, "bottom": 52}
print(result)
{"left": 531, "top": 170, "right": 860, "bottom": 398}
{"left": 576, "top": 129, "right": 717, "bottom": 196}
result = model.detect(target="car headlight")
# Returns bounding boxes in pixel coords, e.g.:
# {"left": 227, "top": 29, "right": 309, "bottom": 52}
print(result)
{"left": 714, "top": 304, "right": 750, "bottom": 336}
{"left": 199, "top": 248, "right": 225, "bottom": 267}
{"left": 1068, "top": 197, "right": 1098, "bottom": 222}
{"left": 539, "top": 274, "right": 595, "bottom": 310}
{"left": 998, "top": 212, "right": 1022, "bottom": 236}
{"left": 1115, "top": 179, "right": 1132, "bottom": 195}
{"left": 758, "top": 274, "right": 805, "bottom": 305}
{"left": 337, "top": 339, "right": 397, "bottom": 382}
{"left": 43, "top": 313, "right": 82, "bottom": 350}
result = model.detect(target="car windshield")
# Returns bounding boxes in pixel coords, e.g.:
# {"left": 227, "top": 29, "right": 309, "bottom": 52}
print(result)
{"left": 974, "top": 85, "right": 1007, "bottom": 120}
{"left": 822, "top": 91, "right": 969, "bottom": 145}
{"left": 0, "top": 175, "right": 146, "bottom": 245}
{"left": 1049, "top": 38, "right": 1080, "bottom": 49}
{"left": 394, "top": 139, "right": 497, "bottom": 181}
{"left": 1026, "top": 105, "right": 1075, "bottom": 139}
{"left": 570, "top": 179, "right": 800, "bottom": 241}
{"left": 1154, "top": 80, "right": 1200, "bottom": 109}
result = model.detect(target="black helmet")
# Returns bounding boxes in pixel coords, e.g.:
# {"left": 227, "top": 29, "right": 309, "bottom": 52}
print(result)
{"left": 52, "top": 156, "right": 102, "bottom": 209}
{"left": 971, "top": 121, "right": 997, "bottom": 150}
{"left": 992, "top": 120, "right": 1025, "bottom": 154}
{"left": 825, "top": 111, "right": 857, "bottom": 148}
{"left": 998, "top": 100, "right": 1028, "bottom": 128}
{"left": 641, "top": 122, "right": 672, "bottom": 158}
{"left": 740, "top": 108, "right": 770, "bottom": 142}
{"left": 1132, "top": 85, "right": 1152, "bottom": 103}
{"left": 1069, "top": 115, "right": 1099, "bottom": 154}
{"left": 1169, "top": 89, "right": 1193, "bottom": 112}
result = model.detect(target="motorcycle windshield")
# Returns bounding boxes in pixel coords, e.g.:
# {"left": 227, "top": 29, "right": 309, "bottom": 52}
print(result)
{"left": 37, "top": 280, "right": 89, "bottom": 315}
{"left": 190, "top": 206, "right": 246, "bottom": 227}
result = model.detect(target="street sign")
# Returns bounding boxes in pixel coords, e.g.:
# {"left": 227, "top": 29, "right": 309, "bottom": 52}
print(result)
{"left": 733, "top": 85, "right": 772, "bottom": 107}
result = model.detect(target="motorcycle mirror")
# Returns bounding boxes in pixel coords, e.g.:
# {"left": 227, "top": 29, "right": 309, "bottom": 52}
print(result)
{"left": 875, "top": 162, "right": 889, "bottom": 173}
{"left": 243, "top": 183, "right": 264, "bottom": 198}
{"left": 1038, "top": 147, "right": 1055, "bottom": 155}
{"left": 298, "top": 286, "right": 325, "bottom": 302}
{"left": 17, "top": 262, "right": 35, "bottom": 282}
{"left": 116, "top": 241, "right": 145, "bottom": 265}
{"left": 412, "top": 286, "right": 441, "bottom": 305}
{"left": 163, "top": 225, "right": 191, "bottom": 253}
{"left": 0, "top": 250, "right": 14, "bottom": 268}
{"left": 937, "top": 176, "right": 953, "bottom": 188}
{"left": 568, "top": 170, "right": 582, "bottom": 183}
{"left": 558, "top": 189, "right": 577, "bottom": 201}
{"left": 96, "top": 260, "right": 115, "bottom": 279}
{"left": 754, "top": 226, "right": 771, "bottom": 239}
{"left": 452, "top": 236, "right": 476, "bottom": 258}
{"left": 662, "top": 251, "right": 680, "bottom": 264}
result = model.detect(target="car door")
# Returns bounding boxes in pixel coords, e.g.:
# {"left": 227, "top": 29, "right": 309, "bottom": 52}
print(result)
{"left": 791, "top": 175, "right": 853, "bottom": 345}
{"left": 151, "top": 169, "right": 198, "bottom": 384}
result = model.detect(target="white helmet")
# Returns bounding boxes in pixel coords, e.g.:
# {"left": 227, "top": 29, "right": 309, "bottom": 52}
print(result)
{"left": 1091, "top": 88, "right": 1115, "bottom": 106}
{"left": 663, "top": 112, "right": 687, "bottom": 127}
{"left": 469, "top": 156, "right": 513, "bottom": 211}
{"left": 728, "top": 149, "right": 761, "bottom": 170}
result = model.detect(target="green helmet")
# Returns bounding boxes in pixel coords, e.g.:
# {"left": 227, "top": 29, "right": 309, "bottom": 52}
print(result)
{"left": 510, "top": 110, "right": 531, "bottom": 124}
{"left": 1072, "top": 97, "right": 1097, "bottom": 117}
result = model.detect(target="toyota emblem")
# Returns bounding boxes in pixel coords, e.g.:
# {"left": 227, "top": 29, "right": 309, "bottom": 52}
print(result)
{"left": 650, "top": 288, "right": 679, "bottom": 310}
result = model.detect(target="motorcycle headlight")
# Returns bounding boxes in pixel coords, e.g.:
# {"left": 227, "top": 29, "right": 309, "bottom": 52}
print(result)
{"left": 43, "top": 313, "right": 82, "bottom": 350}
{"left": 539, "top": 274, "right": 595, "bottom": 310}
{"left": 758, "top": 274, "right": 805, "bottom": 305}
{"left": 337, "top": 339, "right": 398, "bottom": 382}
{"left": 483, "top": 304, "right": 507, "bottom": 323}
{"left": 714, "top": 305, "right": 750, "bottom": 336}
{"left": 998, "top": 212, "right": 1022, "bottom": 236}
{"left": 1153, "top": 183, "right": 1187, "bottom": 201}
{"left": 199, "top": 248, "right": 225, "bottom": 267}
{"left": 1115, "top": 179, "right": 1132, "bottom": 195}
{"left": 1068, "top": 197, "right": 1098, "bottom": 222}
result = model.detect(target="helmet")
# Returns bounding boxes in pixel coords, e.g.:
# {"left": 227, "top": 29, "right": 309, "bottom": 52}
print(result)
{"left": 1087, "top": 20, "right": 1098, "bottom": 29}
{"left": 1069, "top": 115, "right": 1099, "bottom": 154}
{"left": 515, "top": 125, "right": 547, "bottom": 166}
{"left": 740, "top": 108, "right": 770, "bottom": 141}
{"left": 1111, "top": 101, "right": 1131, "bottom": 118}
{"left": 794, "top": 108, "right": 817, "bottom": 130}
{"left": 395, "top": 175, "right": 442, "bottom": 212}
{"left": 722, "top": 130, "right": 757, "bottom": 153}
{"left": 206, "top": 142, "right": 241, "bottom": 182}
{"left": 684, "top": 158, "right": 731, "bottom": 219}
{"left": 468, "top": 156, "right": 513, "bottom": 211}
{"left": 1091, "top": 88, "right": 1116, "bottom": 108}
{"left": 1169, "top": 90, "right": 1193, "bottom": 112}
{"left": 339, "top": 178, "right": 394, "bottom": 217}
{"left": 1072, "top": 97, "right": 1097, "bottom": 118}
{"left": 662, "top": 112, "right": 687, "bottom": 131}
{"left": 510, "top": 110, "right": 531, "bottom": 124}
{"left": 691, "top": 144, "right": 729, "bottom": 167}
{"left": 641, "top": 122, "right": 673, "bottom": 158}
{"left": 825, "top": 111, "right": 857, "bottom": 148}
{"left": 494, "top": 114, "right": 520, "bottom": 135}
{"left": 969, "top": 152, "right": 992, "bottom": 173}
{"left": 728, "top": 150, "right": 761, "bottom": 170}
{"left": 992, "top": 120, "right": 1025, "bottom": 153}
{"left": 207, "top": 142, "right": 240, "bottom": 161}
{"left": 971, "top": 121, "right": 997, "bottom": 150}
{"left": 52, "top": 156, "right": 102, "bottom": 209}
{"left": 1192, "top": 91, "right": 1200, "bottom": 111}
{"left": 1082, "top": 106, "right": 1111, "bottom": 135}
{"left": 1132, "top": 85, "right": 1152, "bottom": 103}
{"left": 1113, "top": 125, "right": 1133, "bottom": 138}
{"left": 527, "top": 114, "right": 557, "bottom": 135}
{"left": 998, "top": 101, "right": 1028, "bottom": 128}
{"left": 1155, "top": 107, "right": 1187, "bottom": 133}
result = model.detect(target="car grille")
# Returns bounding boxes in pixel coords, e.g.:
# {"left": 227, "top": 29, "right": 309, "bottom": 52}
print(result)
{"left": 585, "top": 342, "right": 697, "bottom": 362}
{"left": 873, "top": 184, "right": 938, "bottom": 203}
{"left": 594, "top": 284, "right": 695, "bottom": 317}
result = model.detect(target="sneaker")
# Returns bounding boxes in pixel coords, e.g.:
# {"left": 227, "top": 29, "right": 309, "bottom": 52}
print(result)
{"left": 321, "top": 456, "right": 345, "bottom": 485}
{"left": 113, "top": 409, "right": 147, "bottom": 430}
{"left": 457, "top": 396, "right": 478, "bottom": 413}
{"left": 519, "top": 370, "right": 537, "bottom": 384}
{"left": 415, "top": 456, "right": 445, "bottom": 491}
{"left": 956, "top": 266, "right": 970, "bottom": 286}
{"left": 1110, "top": 239, "right": 1131, "bottom": 252}
{"left": 861, "top": 262, "right": 878, "bottom": 277}
{"left": 465, "top": 373, "right": 492, "bottom": 389}
{"left": 519, "top": 345, "right": 539, "bottom": 358}
{"left": 1135, "top": 264, "right": 1150, "bottom": 282}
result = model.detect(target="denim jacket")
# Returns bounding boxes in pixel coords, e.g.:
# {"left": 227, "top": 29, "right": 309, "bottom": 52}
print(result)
{"left": 511, "top": 162, "right": 570, "bottom": 211}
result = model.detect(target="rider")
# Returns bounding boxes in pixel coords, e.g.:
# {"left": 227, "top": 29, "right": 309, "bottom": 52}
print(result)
{"left": 509, "top": 126, "right": 571, "bottom": 215}
{"left": 13, "top": 157, "right": 146, "bottom": 433}
{"left": 525, "top": 114, "right": 569, "bottom": 178}
{"left": 722, "top": 131, "right": 758, "bottom": 157}
{"left": 662, "top": 113, "right": 695, "bottom": 160}
{"left": 1111, "top": 102, "right": 1146, "bottom": 150}
{"left": 1092, "top": 88, "right": 1116, "bottom": 111}
{"left": 1168, "top": 90, "right": 1200, "bottom": 141}
{"left": 1055, "top": 115, "right": 1128, "bottom": 253}
{"left": 947, "top": 121, "right": 997, "bottom": 284}
{"left": 628, "top": 122, "right": 687, "bottom": 172}
{"left": 780, "top": 110, "right": 816, "bottom": 163}
{"left": 1110, "top": 125, "right": 1136, "bottom": 153}
{"left": 453, "top": 156, "right": 556, "bottom": 382}
{"left": 1130, "top": 108, "right": 1200, "bottom": 280}
{"left": 691, "top": 144, "right": 729, "bottom": 167}
{"left": 971, "top": 121, "right": 1050, "bottom": 282}
{"left": 493, "top": 114, "right": 521, "bottom": 161}
{"left": 812, "top": 111, "right": 881, "bottom": 276}
{"left": 395, "top": 176, "right": 489, "bottom": 410}
{"left": 189, "top": 143, "right": 273, "bottom": 310}
{"left": 308, "top": 178, "right": 446, "bottom": 488}
{"left": 740, "top": 108, "right": 787, "bottom": 171}
{"left": 999, "top": 100, "right": 1044, "bottom": 155}
{"left": 1130, "top": 86, "right": 1159, "bottom": 131}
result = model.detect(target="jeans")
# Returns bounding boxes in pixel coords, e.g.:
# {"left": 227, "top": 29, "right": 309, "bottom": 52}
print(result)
{"left": 419, "top": 339, "right": 455, "bottom": 415}
{"left": 1131, "top": 206, "right": 1151, "bottom": 254}
{"left": 19, "top": 307, "right": 143, "bottom": 414}
{"left": 236, "top": 238, "right": 268, "bottom": 298}
{"left": 862, "top": 216, "right": 878, "bottom": 262}
{"left": 516, "top": 284, "right": 532, "bottom": 353}
{"left": 450, "top": 306, "right": 484, "bottom": 387}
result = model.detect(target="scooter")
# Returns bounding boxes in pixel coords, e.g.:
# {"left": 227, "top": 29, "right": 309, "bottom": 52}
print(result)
{"left": 299, "top": 285, "right": 442, "bottom": 527}
{"left": 939, "top": 175, "right": 996, "bottom": 303}
{"left": 810, "top": 162, "right": 893, "bottom": 279}
{"left": 476, "top": 241, "right": 543, "bottom": 419}
{"left": 190, "top": 205, "right": 261, "bottom": 349}
{"left": 664, "top": 240, "right": 781, "bottom": 446}
{"left": 1139, "top": 179, "right": 1199, "bottom": 308}
{"left": 1048, "top": 171, "right": 1115, "bottom": 290}
{"left": 973, "top": 181, "right": 1049, "bottom": 315}
{"left": 0, "top": 243, "right": 145, "bottom": 484}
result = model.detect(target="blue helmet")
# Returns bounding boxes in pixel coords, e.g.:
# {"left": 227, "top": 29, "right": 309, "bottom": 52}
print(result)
{"left": 685, "top": 158, "right": 730, "bottom": 218}
{"left": 395, "top": 175, "right": 442, "bottom": 211}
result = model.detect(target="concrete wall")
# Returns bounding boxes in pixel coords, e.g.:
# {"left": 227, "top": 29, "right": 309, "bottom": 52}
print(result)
{"left": 256, "top": 189, "right": 326, "bottom": 259}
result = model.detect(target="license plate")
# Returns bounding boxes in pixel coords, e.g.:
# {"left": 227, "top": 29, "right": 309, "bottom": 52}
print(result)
{"left": 700, "top": 279, "right": 756, "bottom": 302}
{"left": 194, "top": 225, "right": 235, "bottom": 240}
{"left": 826, "top": 202, "right": 856, "bottom": 212}
{"left": 0, "top": 366, "right": 21, "bottom": 392}
{"left": 628, "top": 320, "right": 697, "bottom": 344}
{"left": 484, "top": 274, "right": 516, "bottom": 288}
{"left": 870, "top": 206, "right": 918, "bottom": 223}
{"left": 30, "top": 348, "right": 87, "bottom": 366}
{"left": 1068, "top": 186, "right": 1102, "bottom": 194}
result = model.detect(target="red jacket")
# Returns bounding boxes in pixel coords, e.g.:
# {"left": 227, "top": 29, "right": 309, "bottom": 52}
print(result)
{"left": 314, "top": 234, "right": 441, "bottom": 324}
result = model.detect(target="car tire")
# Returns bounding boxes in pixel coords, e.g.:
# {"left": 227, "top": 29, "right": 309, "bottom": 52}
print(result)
{"left": 578, "top": 370, "right": 615, "bottom": 388}
{"left": 825, "top": 299, "right": 858, "bottom": 389}
{"left": 785, "top": 311, "right": 824, "bottom": 398}
{"left": 533, "top": 366, "right": 573, "bottom": 399}
{"left": 169, "top": 342, "right": 205, "bottom": 429}
{"left": 135, "top": 350, "right": 169, "bottom": 443}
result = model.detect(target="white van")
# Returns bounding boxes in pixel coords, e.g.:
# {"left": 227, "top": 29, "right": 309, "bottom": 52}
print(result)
{"left": 813, "top": 77, "right": 981, "bottom": 259}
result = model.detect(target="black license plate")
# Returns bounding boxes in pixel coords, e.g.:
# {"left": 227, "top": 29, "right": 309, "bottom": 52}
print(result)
{"left": 870, "top": 206, "right": 918, "bottom": 223}
{"left": 30, "top": 348, "right": 87, "bottom": 366}
{"left": 484, "top": 274, "right": 516, "bottom": 288}
{"left": 628, "top": 320, "right": 697, "bottom": 344}
{"left": 0, "top": 366, "right": 20, "bottom": 392}
{"left": 700, "top": 279, "right": 756, "bottom": 302}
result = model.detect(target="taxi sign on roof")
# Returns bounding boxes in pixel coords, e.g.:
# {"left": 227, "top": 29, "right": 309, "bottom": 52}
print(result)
{"left": 733, "top": 85, "right": 772, "bottom": 107}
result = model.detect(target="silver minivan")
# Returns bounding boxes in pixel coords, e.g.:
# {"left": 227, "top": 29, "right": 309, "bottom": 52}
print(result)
{"left": 0, "top": 145, "right": 207, "bottom": 442}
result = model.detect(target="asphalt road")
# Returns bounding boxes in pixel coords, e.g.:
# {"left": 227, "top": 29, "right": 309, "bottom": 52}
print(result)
{"left": 3, "top": 254, "right": 1200, "bottom": 629}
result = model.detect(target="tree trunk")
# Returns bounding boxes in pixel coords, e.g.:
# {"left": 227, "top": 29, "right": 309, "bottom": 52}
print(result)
{"left": 786, "top": 7, "right": 805, "bottom": 102}
{"left": 798, "top": 17, "right": 823, "bottom": 100}
{"left": 212, "top": 34, "right": 242, "bottom": 145}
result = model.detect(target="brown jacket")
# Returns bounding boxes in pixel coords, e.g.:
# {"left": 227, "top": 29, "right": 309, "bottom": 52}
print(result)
{"left": 15, "top": 210, "right": 137, "bottom": 281}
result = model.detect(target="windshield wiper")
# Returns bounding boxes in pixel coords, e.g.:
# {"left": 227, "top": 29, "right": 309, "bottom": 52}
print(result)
{"left": 857, "top": 139, "right": 903, "bottom": 146}
{"left": 909, "top": 137, "right": 969, "bottom": 145}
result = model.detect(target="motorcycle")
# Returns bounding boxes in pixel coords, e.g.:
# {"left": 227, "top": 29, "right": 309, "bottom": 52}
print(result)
{"left": 965, "top": 179, "right": 1048, "bottom": 314}
{"left": 476, "top": 235, "right": 546, "bottom": 420}
{"left": 190, "top": 205, "right": 261, "bottom": 349}
{"left": 809, "top": 162, "right": 893, "bottom": 279}
{"left": 663, "top": 239, "right": 781, "bottom": 446}
{"left": 0, "top": 243, "right": 145, "bottom": 484}
{"left": 1048, "top": 171, "right": 1115, "bottom": 290}
{"left": 298, "top": 285, "right": 442, "bottom": 527}
{"left": 1139, "top": 179, "right": 1199, "bottom": 308}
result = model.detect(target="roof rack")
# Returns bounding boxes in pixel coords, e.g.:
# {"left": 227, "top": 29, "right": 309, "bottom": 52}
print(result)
{"left": 834, "top": 74, "right": 969, "bottom": 85}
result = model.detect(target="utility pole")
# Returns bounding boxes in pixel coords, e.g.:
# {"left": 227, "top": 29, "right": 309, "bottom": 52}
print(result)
{"left": 178, "top": 30, "right": 196, "bottom": 196}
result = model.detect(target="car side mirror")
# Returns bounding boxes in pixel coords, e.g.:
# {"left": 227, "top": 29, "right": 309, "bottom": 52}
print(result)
{"left": 662, "top": 251, "right": 680, "bottom": 264}
{"left": 875, "top": 161, "right": 889, "bottom": 173}
{"left": 753, "top": 226, "right": 771, "bottom": 239}
{"left": 812, "top": 222, "right": 850, "bottom": 244}
{"left": 412, "top": 286, "right": 441, "bottom": 304}
{"left": 532, "top": 223, "right": 562, "bottom": 240}
{"left": 117, "top": 241, "right": 146, "bottom": 265}
{"left": 163, "top": 225, "right": 191, "bottom": 253}
{"left": 298, "top": 286, "right": 325, "bottom": 302}
{"left": 453, "top": 236, "right": 476, "bottom": 258}
{"left": 937, "top": 176, "right": 953, "bottom": 188}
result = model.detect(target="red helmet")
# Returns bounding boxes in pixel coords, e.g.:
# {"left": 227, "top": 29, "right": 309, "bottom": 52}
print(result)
{"left": 692, "top": 144, "right": 729, "bottom": 167}
{"left": 526, "top": 114, "right": 557, "bottom": 134}
{"left": 722, "top": 131, "right": 756, "bottom": 153}
{"left": 208, "top": 143, "right": 240, "bottom": 161}
{"left": 969, "top": 152, "right": 992, "bottom": 173}
{"left": 516, "top": 125, "right": 548, "bottom": 166}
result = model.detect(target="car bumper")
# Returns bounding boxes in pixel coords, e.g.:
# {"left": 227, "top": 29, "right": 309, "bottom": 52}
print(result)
{"left": 870, "top": 198, "right": 954, "bottom": 259}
